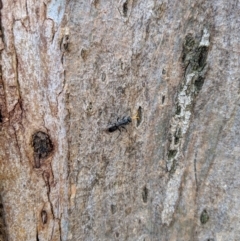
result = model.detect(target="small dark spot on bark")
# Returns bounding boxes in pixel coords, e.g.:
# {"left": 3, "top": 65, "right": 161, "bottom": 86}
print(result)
{"left": 200, "top": 209, "right": 209, "bottom": 224}
{"left": 168, "top": 150, "right": 177, "bottom": 159}
{"left": 174, "top": 136, "right": 179, "bottom": 145}
{"left": 92, "top": 0, "right": 99, "bottom": 7}
{"left": 116, "top": 86, "right": 125, "bottom": 95}
{"left": 176, "top": 104, "right": 181, "bottom": 115}
{"left": 125, "top": 207, "right": 131, "bottom": 215}
{"left": 142, "top": 186, "right": 148, "bottom": 203}
{"left": 184, "top": 33, "right": 195, "bottom": 49}
{"left": 86, "top": 102, "right": 93, "bottom": 114}
{"left": 169, "top": 159, "right": 177, "bottom": 174}
{"left": 194, "top": 76, "right": 204, "bottom": 93}
{"left": 101, "top": 72, "right": 106, "bottom": 81}
{"left": 111, "top": 204, "right": 117, "bottom": 214}
{"left": 0, "top": 110, "right": 2, "bottom": 123}
{"left": 174, "top": 128, "right": 181, "bottom": 145}
{"left": 162, "top": 95, "right": 165, "bottom": 104}
{"left": 60, "top": 34, "right": 70, "bottom": 52}
{"left": 98, "top": 109, "right": 102, "bottom": 117}
{"left": 136, "top": 106, "right": 142, "bottom": 127}
{"left": 123, "top": 1, "right": 128, "bottom": 17}
{"left": 81, "top": 48, "right": 88, "bottom": 60}
{"left": 197, "top": 46, "right": 208, "bottom": 68}
{"left": 116, "top": 232, "right": 119, "bottom": 237}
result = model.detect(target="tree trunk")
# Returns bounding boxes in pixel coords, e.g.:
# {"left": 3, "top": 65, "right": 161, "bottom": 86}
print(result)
{"left": 0, "top": 0, "right": 239, "bottom": 240}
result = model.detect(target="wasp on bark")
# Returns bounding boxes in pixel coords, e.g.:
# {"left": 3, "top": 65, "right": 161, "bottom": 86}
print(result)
{"left": 107, "top": 112, "right": 139, "bottom": 137}
{"left": 108, "top": 116, "right": 132, "bottom": 133}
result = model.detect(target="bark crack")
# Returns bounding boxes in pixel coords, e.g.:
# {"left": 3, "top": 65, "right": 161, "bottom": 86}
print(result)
{"left": 25, "top": 0, "right": 29, "bottom": 18}
{"left": 0, "top": 195, "right": 8, "bottom": 241}
{"left": 194, "top": 152, "right": 198, "bottom": 192}
{"left": 14, "top": 50, "right": 22, "bottom": 101}
{"left": 162, "top": 29, "right": 210, "bottom": 226}
{"left": 12, "top": 125, "right": 22, "bottom": 163}
{"left": 166, "top": 29, "right": 210, "bottom": 173}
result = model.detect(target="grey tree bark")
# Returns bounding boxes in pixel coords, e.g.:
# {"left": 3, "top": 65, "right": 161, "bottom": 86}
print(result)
{"left": 0, "top": 0, "right": 239, "bottom": 241}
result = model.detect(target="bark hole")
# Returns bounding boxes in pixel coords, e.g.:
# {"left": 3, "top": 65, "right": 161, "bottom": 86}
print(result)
{"left": 142, "top": 186, "right": 148, "bottom": 203}
{"left": 200, "top": 209, "right": 209, "bottom": 224}
{"left": 168, "top": 150, "right": 177, "bottom": 160}
{"left": 111, "top": 204, "right": 117, "bottom": 214}
{"left": 41, "top": 210, "right": 48, "bottom": 224}
{"left": 136, "top": 106, "right": 142, "bottom": 127}
{"left": 162, "top": 95, "right": 165, "bottom": 104}
{"left": 61, "top": 35, "right": 69, "bottom": 51}
{"left": 123, "top": 1, "right": 128, "bottom": 17}
{"left": 32, "top": 131, "right": 53, "bottom": 168}
{"left": 194, "top": 76, "right": 204, "bottom": 93}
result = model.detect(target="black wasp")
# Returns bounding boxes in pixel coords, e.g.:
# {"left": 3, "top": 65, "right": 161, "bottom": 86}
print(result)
{"left": 108, "top": 116, "right": 132, "bottom": 133}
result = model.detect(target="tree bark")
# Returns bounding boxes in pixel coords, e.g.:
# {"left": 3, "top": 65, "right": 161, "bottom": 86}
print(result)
{"left": 0, "top": 0, "right": 239, "bottom": 241}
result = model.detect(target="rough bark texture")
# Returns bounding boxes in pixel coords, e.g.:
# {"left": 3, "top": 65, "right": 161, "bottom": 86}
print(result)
{"left": 0, "top": 0, "right": 239, "bottom": 241}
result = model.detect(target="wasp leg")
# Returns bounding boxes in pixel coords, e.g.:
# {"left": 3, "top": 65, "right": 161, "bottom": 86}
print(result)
{"left": 121, "top": 126, "right": 128, "bottom": 132}
{"left": 115, "top": 127, "right": 122, "bottom": 140}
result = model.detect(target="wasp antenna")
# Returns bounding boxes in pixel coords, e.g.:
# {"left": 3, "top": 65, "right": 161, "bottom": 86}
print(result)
{"left": 131, "top": 113, "right": 139, "bottom": 120}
